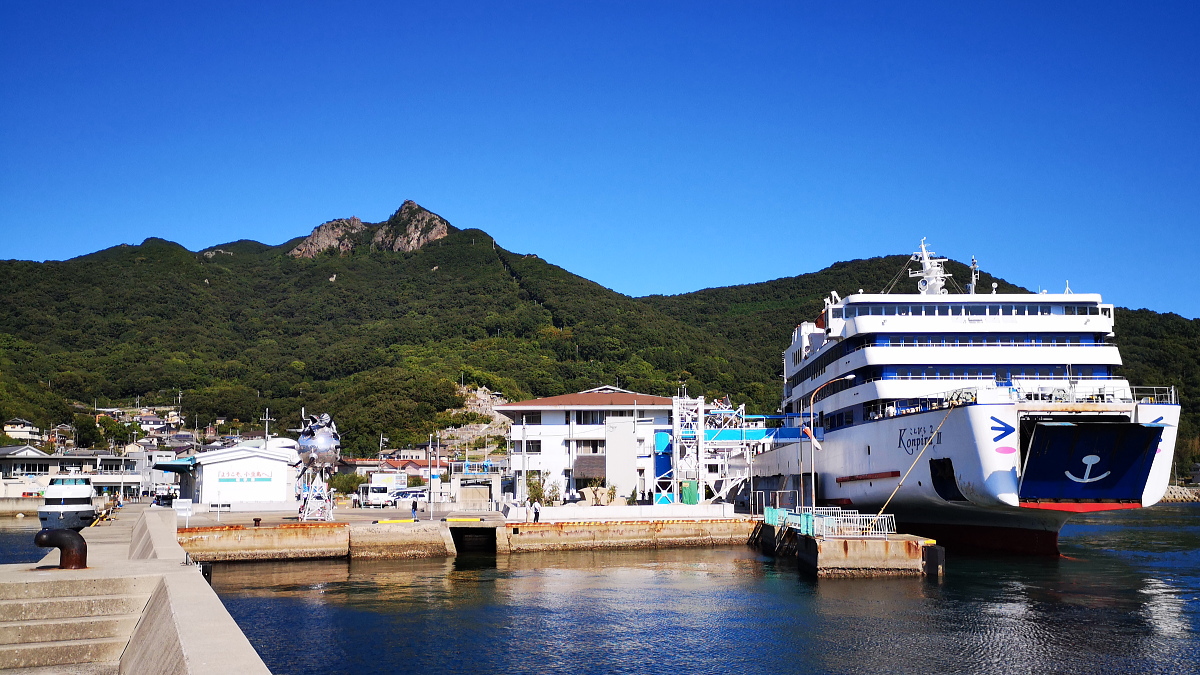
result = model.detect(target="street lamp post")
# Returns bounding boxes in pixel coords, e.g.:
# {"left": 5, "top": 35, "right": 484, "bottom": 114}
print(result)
{"left": 807, "top": 374, "right": 856, "bottom": 510}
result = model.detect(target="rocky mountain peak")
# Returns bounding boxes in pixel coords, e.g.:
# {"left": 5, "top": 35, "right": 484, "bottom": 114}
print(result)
{"left": 373, "top": 201, "right": 454, "bottom": 253}
{"left": 288, "top": 201, "right": 455, "bottom": 259}
{"left": 288, "top": 217, "right": 367, "bottom": 258}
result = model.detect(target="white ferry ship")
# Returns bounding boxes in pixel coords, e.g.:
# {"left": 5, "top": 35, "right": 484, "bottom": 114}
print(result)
{"left": 754, "top": 241, "right": 1180, "bottom": 554}
{"left": 38, "top": 475, "right": 98, "bottom": 531}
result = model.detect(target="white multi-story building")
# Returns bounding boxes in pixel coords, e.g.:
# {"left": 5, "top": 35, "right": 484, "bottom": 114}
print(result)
{"left": 496, "top": 386, "right": 673, "bottom": 501}
{"left": 3, "top": 419, "right": 42, "bottom": 442}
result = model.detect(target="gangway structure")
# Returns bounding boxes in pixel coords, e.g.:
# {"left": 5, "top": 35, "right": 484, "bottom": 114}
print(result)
{"left": 657, "top": 396, "right": 784, "bottom": 507}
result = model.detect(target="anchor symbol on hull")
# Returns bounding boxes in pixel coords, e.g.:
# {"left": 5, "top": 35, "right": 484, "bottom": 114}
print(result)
{"left": 1065, "top": 455, "right": 1110, "bottom": 483}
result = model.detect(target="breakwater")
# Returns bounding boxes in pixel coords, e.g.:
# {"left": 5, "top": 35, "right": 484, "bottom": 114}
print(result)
{"left": 1162, "top": 485, "right": 1200, "bottom": 502}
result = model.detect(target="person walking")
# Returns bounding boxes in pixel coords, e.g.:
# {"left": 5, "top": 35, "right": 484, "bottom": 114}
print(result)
{"left": 411, "top": 500, "right": 418, "bottom": 521}
{"left": 532, "top": 500, "right": 542, "bottom": 523}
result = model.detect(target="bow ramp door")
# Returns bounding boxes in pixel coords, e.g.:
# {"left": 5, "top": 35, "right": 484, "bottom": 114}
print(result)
{"left": 1018, "top": 422, "right": 1163, "bottom": 504}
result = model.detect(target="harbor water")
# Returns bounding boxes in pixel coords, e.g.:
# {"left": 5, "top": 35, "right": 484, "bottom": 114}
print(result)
{"left": 206, "top": 504, "right": 1200, "bottom": 675}
{"left": 0, "top": 520, "right": 45, "bottom": 565}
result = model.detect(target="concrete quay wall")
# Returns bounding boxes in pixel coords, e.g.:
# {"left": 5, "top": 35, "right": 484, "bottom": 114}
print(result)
{"left": 174, "top": 516, "right": 759, "bottom": 561}
{"left": 349, "top": 521, "right": 456, "bottom": 559}
{"left": 502, "top": 519, "right": 757, "bottom": 553}
{"left": 177, "top": 521, "right": 458, "bottom": 561}
{"left": 177, "top": 522, "right": 350, "bottom": 562}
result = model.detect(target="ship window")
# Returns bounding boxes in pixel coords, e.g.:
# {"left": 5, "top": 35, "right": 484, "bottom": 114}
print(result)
{"left": 988, "top": 305, "right": 1000, "bottom": 315}
{"left": 1002, "top": 305, "right": 1014, "bottom": 315}
{"left": 938, "top": 305, "right": 950, "bottom": 316}
{"left": 1051, "top": 305, "right": 1065, "bottom": 315}
{"left": 967, "top": 305, "right": 986, "bottom": 316}
{"left": 831, "top": 308, "right": 843, "bottom": 319}
{"left": 871, "top": 305, "right": 883, "bottom": 316}
{"left": 1088, "top": 306, "right": 1099, "bottom": 315}
{"left": 1013, "top": 305, "right": 1025, "bottom": 315}
{"left": 1101, "top": 307, "right": 1111, "bottom": 317}
{"left": 884, "top": 305, "right": 896, "bottom": 315}
{"left": 951, "top": 305, "right": 963, "bottom": 316}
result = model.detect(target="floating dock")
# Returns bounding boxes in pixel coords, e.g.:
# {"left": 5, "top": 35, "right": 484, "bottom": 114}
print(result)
{"left": 749, "top": 507, "right": 945, "bottom": 578}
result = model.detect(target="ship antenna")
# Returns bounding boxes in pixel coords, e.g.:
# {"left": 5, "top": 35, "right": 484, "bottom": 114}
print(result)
{"left": 968, "top": 256, "right": 979, "bottom": 295}
{"left": 908, "top": 238, "right": 951, "bottom": 295}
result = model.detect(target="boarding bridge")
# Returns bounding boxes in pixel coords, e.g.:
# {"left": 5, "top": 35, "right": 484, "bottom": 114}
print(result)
{"left": 655, "top": 396, "right": 788, "bottom": 509}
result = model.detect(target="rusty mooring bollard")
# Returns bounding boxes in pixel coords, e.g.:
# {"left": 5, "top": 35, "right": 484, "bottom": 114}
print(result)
{"left": 34, "top": 528, "right": 87, "bottom": 569}
{"left": 253, "top": 518, "right": 262, "bottom": 527}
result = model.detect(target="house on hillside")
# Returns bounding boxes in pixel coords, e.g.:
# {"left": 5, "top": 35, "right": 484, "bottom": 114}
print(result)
{"left": 495, "top": 386, "right": 673, "bottom": 501}
{"left": 3, "top": 419, "right": 42, "bottom": 442}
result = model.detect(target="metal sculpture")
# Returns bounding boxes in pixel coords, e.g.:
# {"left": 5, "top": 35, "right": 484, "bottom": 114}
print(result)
{"left": 296, "top": 413, "right": 341, "bottom": 521}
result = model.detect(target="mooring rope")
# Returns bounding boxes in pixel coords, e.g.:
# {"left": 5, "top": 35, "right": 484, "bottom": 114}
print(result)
{"left": 871, "top": 401, "right": 959, "bottom": 526}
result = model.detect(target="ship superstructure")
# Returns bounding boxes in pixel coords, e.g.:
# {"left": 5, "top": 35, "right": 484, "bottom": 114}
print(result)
{"left": 754, "top": 240, "right": 1180, "bottom": 553}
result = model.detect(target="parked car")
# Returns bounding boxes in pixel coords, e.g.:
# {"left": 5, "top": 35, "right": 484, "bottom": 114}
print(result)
{"left": 389, "top": 488, "right": 428, "bottom": 503}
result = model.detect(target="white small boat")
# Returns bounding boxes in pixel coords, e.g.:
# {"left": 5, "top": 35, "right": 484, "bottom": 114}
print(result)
{"left": 38, "top": 475, "right": 98, "bottom": 531}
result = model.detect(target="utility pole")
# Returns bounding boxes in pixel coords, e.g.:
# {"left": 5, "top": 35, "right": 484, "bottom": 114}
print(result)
{"left": 259, "top": 408, "right": 276, "bottom": 445}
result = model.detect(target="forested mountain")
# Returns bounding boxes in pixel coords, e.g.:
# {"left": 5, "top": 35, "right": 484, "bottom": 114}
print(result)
{"left": 0, "top": 202, "right": 765, "bottom": 454}
{"left": 1, "top": 201, "right": 1195, "bottom": 461}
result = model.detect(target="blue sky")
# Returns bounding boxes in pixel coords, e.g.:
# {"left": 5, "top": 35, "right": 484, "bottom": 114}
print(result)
{"left": 2, "top": 2, "right": 1198, "bottom": 317}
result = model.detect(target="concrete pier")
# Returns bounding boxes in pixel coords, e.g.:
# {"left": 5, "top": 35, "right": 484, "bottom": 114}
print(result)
{"left": 0, "top": 505, "right": 270, "bottom": 673}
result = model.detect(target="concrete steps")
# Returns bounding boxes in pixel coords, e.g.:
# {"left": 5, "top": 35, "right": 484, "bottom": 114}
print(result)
{"left": 0, "top": 577, "right": 153, "bottom": 670}
{"left": 0, "top": 595, "right": 148, "bottom": 622}
{"left": 0, "top": 637, "right": 128, "bottom": 670}
{"left": 0, "top": 615, "right": 142, "bottom": 645}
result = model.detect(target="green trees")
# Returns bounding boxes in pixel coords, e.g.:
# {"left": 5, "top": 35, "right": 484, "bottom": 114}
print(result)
{"left": 72, "top": 414, "right": 102, "bottom": 449}
{"left": 0, "top": 209, "right": 1194, "bottom": 464}
{"left": 329, "top": 473, "right": 366, "bottom": 496}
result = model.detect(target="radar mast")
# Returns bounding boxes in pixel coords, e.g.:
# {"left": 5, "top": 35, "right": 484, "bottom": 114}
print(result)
{"left": 909, "top": 238, "right": 952, "bottom": 295}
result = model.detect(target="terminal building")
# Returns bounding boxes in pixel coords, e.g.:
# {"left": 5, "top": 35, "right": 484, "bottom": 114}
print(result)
{"left": 156, "top": 438, "right": 300, "bottom": 512}
{"left": 495, "top": 386, "right": 673, "bottom": 501}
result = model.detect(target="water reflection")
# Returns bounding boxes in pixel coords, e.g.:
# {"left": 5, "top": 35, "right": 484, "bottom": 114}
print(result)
{"left": 213, "top": 505, "right": 1200, "bottom": 675}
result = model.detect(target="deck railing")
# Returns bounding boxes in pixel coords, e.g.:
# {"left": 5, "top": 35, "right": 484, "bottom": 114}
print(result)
{"left": 769, "top": 506, "right": 897, "bottom": 539}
